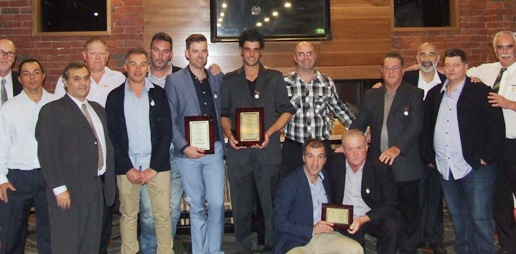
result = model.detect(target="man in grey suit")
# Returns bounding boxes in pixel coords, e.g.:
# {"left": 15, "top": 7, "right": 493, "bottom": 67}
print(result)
{"left": 220, "top": 28, "right": 295, "bottom": 253}
{"left": 36, "top": 62, "right": 116, "bottom": 254}
{"left": 350, "top": 52, "right": 424, "bottom": 254}
{"left": 165, "top": 34, "right": 226, "bottom": 254}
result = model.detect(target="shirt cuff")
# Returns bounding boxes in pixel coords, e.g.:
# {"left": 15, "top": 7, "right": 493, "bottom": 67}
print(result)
{"left": 0, "top": 175, "right": 8, "bottom": 185}
{"left": 53, "top": 185, "right": 68, "bottom": 195}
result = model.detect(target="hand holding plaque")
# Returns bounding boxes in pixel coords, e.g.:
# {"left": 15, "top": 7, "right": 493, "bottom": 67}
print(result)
{"left": 321, "top": 203, "right": 353, "bottom": 229}
{"left": 184, "top": 116, "right": 215, "bottom": 154}
{"left": 235, "top": 107, "right": 264, "bottom": 147}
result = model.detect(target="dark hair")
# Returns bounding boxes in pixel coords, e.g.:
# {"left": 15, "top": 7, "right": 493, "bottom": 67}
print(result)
{"left": 63, "top": 62, "right": 89, "bottom": 80}
{"left": 238, "top": 28, "right": 265, "bottom": 50}
{"left": 303, "top": 139, "right": 326, "bottom": 157}
{"left": 444, "top": 48, "right": 467, "bottom": 63}
{"left": 151, "top": 32, "right": 173, "bottom": 49}
{"left": 185, "top": 34, "right": 207, "bottom": 50}
{"left": 382, "top": 52, "right": 404, "bottom": 68}
{"left": 124, "top": 48, "right": 150, "bottom": 64}
{"left": 18, "top": 59, "right": 44, "bottom": 73}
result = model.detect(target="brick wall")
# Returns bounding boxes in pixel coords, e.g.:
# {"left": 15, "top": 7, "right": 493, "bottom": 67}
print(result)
{"left": 393, "top": 0, "right": 516, "bottom": 68}
{"left": 0, "top": 0, "right": 144, "bottom": 91}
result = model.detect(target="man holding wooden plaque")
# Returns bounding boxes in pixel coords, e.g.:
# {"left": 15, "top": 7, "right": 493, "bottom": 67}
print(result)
{"left": 220, "top": 28, "right": 295, "bottom": 253}
{"left": 329, "top": 130, "right": 400, "bottom": 253}
{"left": 165, "top": 34, "right": 226, "bottom": 254}
{"left": 273, "top": 139, "right": 363, "bottom": 254}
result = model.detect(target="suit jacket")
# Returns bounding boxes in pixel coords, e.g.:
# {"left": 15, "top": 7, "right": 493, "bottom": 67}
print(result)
{"left": 420, "top": 77, "right": 505, "bottom": 170}
{"left": 105, "top": 82, "right": 172, "bottom": 175}
{"left": 36, "top": 94, "right": 116, "bottom": 206}
{"left": 11, "top": 72, "right": 22, "bottom": 96}
{"left": 350, "top": 82, "right": 425, "bottom": 182}
{"left": 165, "top": 67, "right": 224, "bottom": 158}
{"left": 403, "top": 70, "right": 446, "bottom": 88}
{"left": 329, "top": 154, "right": 398, "bottom": 222}
{"left": 220, "top": 65, "right": 295, "bottom": 165}
{"left": 273, "top": 167, "right": 332, "bottom": 254}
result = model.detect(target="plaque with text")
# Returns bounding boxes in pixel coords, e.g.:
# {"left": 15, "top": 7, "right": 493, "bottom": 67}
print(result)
{"left": 185, "top": 116, "right": 214, "bottom": 154}
{"left": 321, "top": 204, "right": 353, "bottom": 229}
{"left": 235, "top": 107, "right": 264, "bottom": 147}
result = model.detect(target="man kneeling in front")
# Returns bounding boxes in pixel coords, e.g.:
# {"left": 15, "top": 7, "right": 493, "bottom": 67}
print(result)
{"left": 273, "top": 139, "right": 363, "bottom": 254}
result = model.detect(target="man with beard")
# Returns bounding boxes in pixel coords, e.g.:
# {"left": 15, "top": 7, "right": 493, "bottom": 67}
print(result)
{"left": 466, "top": 30, "right": 516, "bottom": 254}
{"left": 403, "top": 42, "right": 447, "bottom": 254}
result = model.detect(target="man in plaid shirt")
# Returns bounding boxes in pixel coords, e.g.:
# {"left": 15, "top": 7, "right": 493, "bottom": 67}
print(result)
{"left": 281, "top": 41, "right": 355, "bottom": 178}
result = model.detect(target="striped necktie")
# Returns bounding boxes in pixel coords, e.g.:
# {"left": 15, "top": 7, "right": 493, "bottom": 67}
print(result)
{"left": 492, "top": 67, "right": 507, "bottom": 93}
{"left": 1, "top": 79, "right": 7, "bottom": 104}
{"left": 82, "top": 104, "right": 104, "bottom": 171}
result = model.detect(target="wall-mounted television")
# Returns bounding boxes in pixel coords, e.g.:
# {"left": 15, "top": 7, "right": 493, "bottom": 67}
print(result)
{"left": 210, "top": 0, "right": 332, "bottom": 42}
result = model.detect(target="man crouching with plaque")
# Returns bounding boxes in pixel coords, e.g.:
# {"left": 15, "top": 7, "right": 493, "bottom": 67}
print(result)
{"left": 331, "top": 130, "right": 401, "bottom": 253}
{"left": 273, "top": 139, "right": 363, "bottom": 254}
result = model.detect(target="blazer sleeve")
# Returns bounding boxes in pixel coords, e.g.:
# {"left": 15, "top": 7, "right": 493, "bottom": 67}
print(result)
{"left": 419, "top": 86, "right": 440, "bottom": 165}
{"left": 165, "top": 74, "right": 189, "bottom": 152}
{"left": 349, "top": 89, "right": 372, "bottom": 132}
{"left": 149, "top": 87, "right": 172, "bottom": 171}
{"left": 36, "top": 103, "right": 66, "bottom": 190}
{"left": 273, "top": 177, "right": 313, "bottom": 242}
{"left": 479, "top": 85, "right": 505, "bottom": 164}
{"left": 272, "top": 71, "right": 296, "bottom": 115}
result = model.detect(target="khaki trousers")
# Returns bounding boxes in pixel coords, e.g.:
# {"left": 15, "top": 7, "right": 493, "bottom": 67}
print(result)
{"left": 288, "top": 231, "right": 363, "bottom": 254}
{"left": 117, "top": 171, "right": 173, "bottom": 254}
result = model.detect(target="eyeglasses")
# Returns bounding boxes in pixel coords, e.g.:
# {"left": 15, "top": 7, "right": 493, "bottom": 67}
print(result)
{"left": 381, "top": 65, "right": 401, "bottom": 72}
{"left": 0, "top": 50, "right": 16, "bottom": 58}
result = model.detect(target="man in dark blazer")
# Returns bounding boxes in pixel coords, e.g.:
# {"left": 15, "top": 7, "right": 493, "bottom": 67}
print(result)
{"left": 350, "top": 52, "right": 424, "bottom": 253}
{"left": 273, "top": 139, "right": 363, "bottom": 254}
{"left": 0, "top": 39, "right": 22, "bottom": 107}
{"left": 36, "top": 62, "right": 116, "bottom": 253}
{"left": 403, "top": 42, "right": 448, "bottom": 254}
{"left": 420, "top": 48, "right": 505, "bottom": 254}
{"left": 220, "top": 28, "right": 295, "bottom": 253}
{"left": 330, "top": 130, "right": 400, "bottom": 253}
{"left": 106, "top": 48, "right": 173, "bottom": 253}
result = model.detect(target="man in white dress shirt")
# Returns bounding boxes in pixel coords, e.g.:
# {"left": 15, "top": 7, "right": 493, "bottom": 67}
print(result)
{"left": 0, "top": 59, "right": 56, "bottom": 254}
{"left": 466, "top": 30, "right": 516, "bottom": 254}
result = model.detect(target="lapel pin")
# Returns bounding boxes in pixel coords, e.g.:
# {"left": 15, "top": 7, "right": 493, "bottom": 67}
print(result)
{"left": 150, "top": 100, "right": 155, "bottom": 106}
{"left": 254, "top": 91, "right": 260, "bottom": 99}
{"left": 366, "top": 188, "right": 370, "bottom": 194}
{"left": 213, "top": 92, "right": 217, "bottom": 99}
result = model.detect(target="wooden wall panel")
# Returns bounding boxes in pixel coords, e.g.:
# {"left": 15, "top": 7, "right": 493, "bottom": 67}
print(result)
{"left": 144, "top": 0, "right": 392, "bottom": 79}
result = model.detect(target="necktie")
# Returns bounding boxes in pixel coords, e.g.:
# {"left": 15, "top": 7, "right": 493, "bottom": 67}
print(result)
{"left": 82, "top": 104, "right": 104, "bottom": 171}
{"left": 492, "top": 67, "right": 507, "bottom": 93}
{"left": 1, "top": 79, "right": 7, "bottom": 104}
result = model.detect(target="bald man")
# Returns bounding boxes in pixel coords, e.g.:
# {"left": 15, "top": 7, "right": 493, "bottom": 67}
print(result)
{"left": 281, "top": 41, "right": 355, "bottom": 178}
{"left": 0, "top": 39, "right": 22, "bottom": 108}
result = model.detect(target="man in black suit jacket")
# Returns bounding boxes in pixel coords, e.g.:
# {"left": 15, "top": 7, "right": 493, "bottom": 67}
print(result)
{"left": 36, "top": 62, "right": 116, "bottom": 253}
{"left": 403, "top": 42, "right": 448, "bottom": 253}
{"left": 330, "top": 130, "right": 400, "bottom": 253}
{"left": 350, "top": 52, "right": 424, "bottom": 253}
{"left": 0, "top": 39, "right": 23, "bottom": 107}
{"left": 420, "top": 49, "right": 505, "bottom": 253}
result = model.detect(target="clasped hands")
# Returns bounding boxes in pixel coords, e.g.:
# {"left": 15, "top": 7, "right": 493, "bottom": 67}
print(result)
{"left": 126, "top": 167, "right": 157, "bottom": 185}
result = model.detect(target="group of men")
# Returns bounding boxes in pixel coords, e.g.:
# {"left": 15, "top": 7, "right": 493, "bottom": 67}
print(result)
{"left": 0, "top": 27, "right": 514, "bottom": 254}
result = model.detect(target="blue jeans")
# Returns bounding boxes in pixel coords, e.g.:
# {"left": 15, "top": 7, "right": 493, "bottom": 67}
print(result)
{"left": 140, "top": 147, "right": 184, "bottom": 254}
{"left": 440, "top": 164, "right": 496, "bottom": 254}
{"left": 176, "top": 141, "right": 225, "bottom": 254}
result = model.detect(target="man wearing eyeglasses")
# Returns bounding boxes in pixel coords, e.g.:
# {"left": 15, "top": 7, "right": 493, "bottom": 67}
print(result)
{"left": 350, "top": 52, "right": 425, "bottom": 254}
{"left": 281, "top": 41, "right": 355, "bottom": 179}
{"left": 0, "top": 39, "right": 22, "bottom": 108}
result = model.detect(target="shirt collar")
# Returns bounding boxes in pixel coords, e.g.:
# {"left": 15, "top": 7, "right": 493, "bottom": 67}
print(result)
{"left": 124, "top": 78, "right": 154, "bottom": 92}
{"left": 345, "top": 160, "right": 365, "bottom": 174}
{"left": 441, "top": 77, "right": 466, "bottom": 94}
